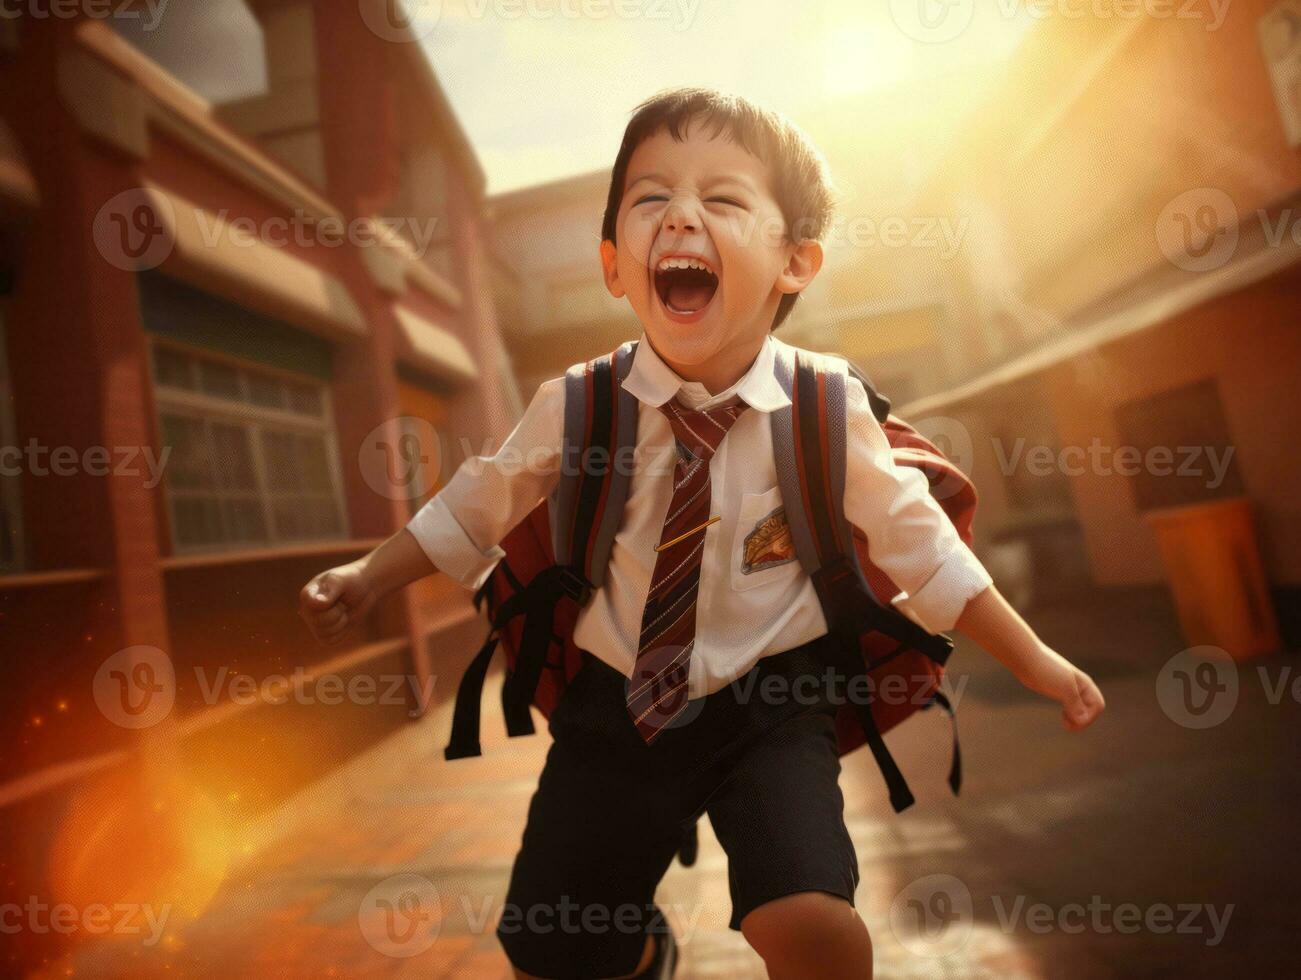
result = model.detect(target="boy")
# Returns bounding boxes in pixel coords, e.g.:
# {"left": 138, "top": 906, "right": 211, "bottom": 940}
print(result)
{"left": 300, "top": 88, "right": 1105, "bottom": 979}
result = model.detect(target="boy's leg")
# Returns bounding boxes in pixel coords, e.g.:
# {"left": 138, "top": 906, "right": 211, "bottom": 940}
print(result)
{"left": 703, "top": 651, "right": 869, "bottom": 976}
{"left": 496, "top": 733, "right": 681, "bottom": 978}
{"left": 496, "top": 654, "right": 683, "bottom": 979}
{"left": 740, "top": 892, "right": 873, "bottom": 979}
{"left": 511, "top": 933, "right": 657, "bottom": 980}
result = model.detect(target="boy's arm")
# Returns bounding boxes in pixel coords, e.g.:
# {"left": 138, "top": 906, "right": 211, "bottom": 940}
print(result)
{"left": 955, "top": 583, "right": 1105, "bottom": 730}
{"left": 299, "top": 377, "right": 566, "bottom": 643}
{"left": 841, "top": 376, "right": 991, "bottom": 637}
{"left": 403, "top": 374, "right": 565, "bottom": 591}
{"left": 842, "top": 377, "right": 1105, "bottom": 730}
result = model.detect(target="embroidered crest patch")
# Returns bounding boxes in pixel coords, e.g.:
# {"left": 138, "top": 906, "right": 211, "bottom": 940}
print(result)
{"left": 741, "top": 506, "right": 797, "bottom": 575}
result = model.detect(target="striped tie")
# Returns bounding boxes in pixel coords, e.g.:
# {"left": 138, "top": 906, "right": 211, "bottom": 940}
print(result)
{"left": 627, "top": 394, "right": 750, "bottom": 742}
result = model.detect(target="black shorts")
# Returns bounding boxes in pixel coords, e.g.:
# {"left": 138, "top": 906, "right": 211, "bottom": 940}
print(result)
{"left": 496, "top": 632, "right": 861, "bottom": 979}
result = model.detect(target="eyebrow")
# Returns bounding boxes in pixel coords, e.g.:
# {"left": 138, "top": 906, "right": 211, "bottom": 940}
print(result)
{"left": 626, "top": 173, "right": 759, "bottom": 194}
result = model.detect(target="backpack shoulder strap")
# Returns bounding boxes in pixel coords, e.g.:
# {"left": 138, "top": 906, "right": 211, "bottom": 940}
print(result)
{"left": 496, "top": 341, "right": 638, "bottom": 743}
{"left": 548, "top": 339, "right": 640, "bottom": 598}
{"left": 770, "top": 340, "right": 953, "bottom": 659}
{"left": 770, "top": 341, "right": 857, "bottom": 586}
{"left": 769, "top": 339, "right": 953, "bottom": 813}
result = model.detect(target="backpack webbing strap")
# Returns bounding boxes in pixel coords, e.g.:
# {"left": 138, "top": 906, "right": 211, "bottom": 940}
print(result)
{"left": 443, "top": 632, "right": 499, "bottom": 760}
{"left": 444, "top": 573, "right": 537, "bottom": 759}
{"left": 550, "top": 340, "right": 639, "bottom": 587}
{"left": 500, "top": 564, "right": 586, "bottom": 738}
{"left": 586, "top": 341, "right": 640, "bottom": 590}
{"left": 775, "top": 344, "right": 953, "bottom": 660}
{"left": 771, "top": 341, "right": 957, "bottom": 813}
{"left": 445, "top": 343, "right": 638, "bottom": 759}
{"left": 928, "top": 689, "right": 963, "bottom": 796}
{"left": 499, "top": 343, "right": 639, "bottom": 741}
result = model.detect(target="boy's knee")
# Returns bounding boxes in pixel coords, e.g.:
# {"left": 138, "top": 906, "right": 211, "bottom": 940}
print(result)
{"left": 741, "top": 891, "right": 872, "bottom": 976}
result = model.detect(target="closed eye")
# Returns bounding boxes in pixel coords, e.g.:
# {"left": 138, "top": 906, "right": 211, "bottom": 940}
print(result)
{"left": 632, "top": 194, "right": 744, "bottom": 207}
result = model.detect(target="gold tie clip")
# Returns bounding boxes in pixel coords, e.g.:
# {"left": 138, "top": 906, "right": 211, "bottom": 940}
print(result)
{"left": 655, "top": 515, "right": 722, "bottom": 552}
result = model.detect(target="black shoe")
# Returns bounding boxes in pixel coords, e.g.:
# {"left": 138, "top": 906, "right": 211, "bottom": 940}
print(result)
{"left": 677, "top": 820, "right": 698, "bottom": 868}
{"left": 633, "top": 926, "right": 677, "bottom": 980}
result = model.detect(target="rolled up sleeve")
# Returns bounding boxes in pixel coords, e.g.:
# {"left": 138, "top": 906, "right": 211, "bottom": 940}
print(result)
{"left": 405, "top": 376, "right": 565, "bottom": 592}
{"left": 843, "top": 377, "right": 992, "bottom": 634}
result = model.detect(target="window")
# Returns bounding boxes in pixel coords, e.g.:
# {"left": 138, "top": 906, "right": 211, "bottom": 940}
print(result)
{"left": 1114, "top": 378, "right": 1245, "bottom": 512}
{"left": 0, "top": 306, "right": 21, "bottom": 571}
{"left": 151, "top": 342, "right": 348, "bottom": 553}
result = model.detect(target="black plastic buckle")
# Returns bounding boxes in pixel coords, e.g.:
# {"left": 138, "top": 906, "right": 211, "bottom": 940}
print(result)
{"left": 555, "top": 565, "right": 593, "bottom": 605}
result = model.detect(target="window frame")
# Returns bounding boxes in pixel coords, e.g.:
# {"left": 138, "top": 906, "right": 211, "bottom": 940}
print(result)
{"left": 149, "top": 337, "right": 350, "bottom": 555}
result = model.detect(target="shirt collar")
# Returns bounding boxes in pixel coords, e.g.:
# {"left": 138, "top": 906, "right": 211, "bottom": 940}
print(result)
{"left": 621, "top": 331, "right": 791, "bottom": 413}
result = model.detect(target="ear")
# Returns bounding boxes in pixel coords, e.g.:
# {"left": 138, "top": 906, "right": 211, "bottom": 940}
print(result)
{"left": 775, "top": 238, "right": 823, "bottom": 295}
{"left": 599, "top": 239, "right": 625, "bottom": 298}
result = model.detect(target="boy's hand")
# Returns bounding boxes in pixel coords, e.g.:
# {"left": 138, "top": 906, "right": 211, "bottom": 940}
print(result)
{"left": 299, "top": 561, "right": 377, "bottom": 645}
{"left": 1013, "top": 643, "right": 1106, "bottom": 731}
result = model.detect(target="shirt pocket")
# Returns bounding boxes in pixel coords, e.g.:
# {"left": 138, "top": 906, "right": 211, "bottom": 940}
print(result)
{"left": 731, "top": 485, "right": 801, "bottom": 592}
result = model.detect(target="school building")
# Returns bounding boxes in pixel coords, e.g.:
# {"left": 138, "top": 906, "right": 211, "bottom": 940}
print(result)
{"left": 0, "top": 1, "right": 519, "bottom": 958}
{"left": 493, "top": 5, "right": 1300, "bottom": 652}
{"left": 888, "top": 3, "right": 1301, "bottom": 644}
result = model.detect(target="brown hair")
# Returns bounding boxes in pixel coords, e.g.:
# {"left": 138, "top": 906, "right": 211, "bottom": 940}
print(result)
{"left": 601, "top": 87, "right": 836, "bottom": 331}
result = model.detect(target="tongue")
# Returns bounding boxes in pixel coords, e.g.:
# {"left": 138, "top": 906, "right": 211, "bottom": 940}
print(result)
{"left": 667, "top": 280, "right": 714, "bottom": 312}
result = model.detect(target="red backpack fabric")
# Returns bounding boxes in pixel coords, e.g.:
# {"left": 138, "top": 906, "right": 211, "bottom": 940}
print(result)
{"left": 444, "top": 338, "right": 977, "bottom": 818}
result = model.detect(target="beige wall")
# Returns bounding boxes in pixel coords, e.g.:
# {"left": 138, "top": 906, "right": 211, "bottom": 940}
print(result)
{"left": 1045, "top": 266, "right": 1301, "bottom": 587}
{"left": 490, "top": 172, "right": 641, "bottom": 398}
{"left": 915, "top": 3, "right": 1301, "bottom": 376}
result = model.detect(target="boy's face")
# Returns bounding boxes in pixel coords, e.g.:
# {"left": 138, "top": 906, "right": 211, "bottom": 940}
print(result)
{"left": 599, "top": 117, "right": 821, "bottom": 374}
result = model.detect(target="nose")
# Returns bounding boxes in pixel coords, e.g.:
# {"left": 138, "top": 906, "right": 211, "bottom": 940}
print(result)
{"left": 663, "top": 196, "right": 699, "bottom": 234}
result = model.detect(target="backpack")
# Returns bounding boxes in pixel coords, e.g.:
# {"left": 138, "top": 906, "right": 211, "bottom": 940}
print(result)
{"left": 443, "top": 337, "right": 977, "bottom": 820}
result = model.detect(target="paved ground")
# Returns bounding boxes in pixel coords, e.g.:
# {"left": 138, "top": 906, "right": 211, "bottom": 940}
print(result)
{"left": 49, "top": 588, "right": 1301, "bottom": 978}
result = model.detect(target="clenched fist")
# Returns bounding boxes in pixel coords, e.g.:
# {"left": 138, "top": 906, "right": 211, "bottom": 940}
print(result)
{"left": 299, "top": 561, "right": 378, "bottom": 645}
{"left": 1014, "top": 643, "right": 1107, "bottom": 732}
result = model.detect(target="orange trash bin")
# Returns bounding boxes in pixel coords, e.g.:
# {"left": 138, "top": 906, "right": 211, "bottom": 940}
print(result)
{"left": 1142, "top": 496, "right": 1281, "bottom": 661}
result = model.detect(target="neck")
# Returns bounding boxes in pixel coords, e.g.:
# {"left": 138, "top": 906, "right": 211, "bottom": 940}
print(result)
{"left": 655, "top": 333, "right": 766, "bottom": 395}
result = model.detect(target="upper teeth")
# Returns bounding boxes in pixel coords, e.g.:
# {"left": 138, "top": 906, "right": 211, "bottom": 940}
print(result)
{"left": 656, "top": 257, "right": 714, "bottom": 274}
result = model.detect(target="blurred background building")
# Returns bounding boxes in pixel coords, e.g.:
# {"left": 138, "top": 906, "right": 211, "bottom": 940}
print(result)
{"left": 1, "top": 0, "right": 1299, "bottom": 974}
{"left": 0, "top": 1, "right": 522, "bottom": 963}
{"left": 490, "top": 3, "right": 1300, "bottom": 640}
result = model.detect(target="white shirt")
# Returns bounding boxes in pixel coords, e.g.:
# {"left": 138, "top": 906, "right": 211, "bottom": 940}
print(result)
{"left": 406, "top": 331, "right": 993, "bottom": 697}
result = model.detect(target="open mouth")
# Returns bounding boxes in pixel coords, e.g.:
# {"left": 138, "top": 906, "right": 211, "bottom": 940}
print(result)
{"left": 653, "top": 257, "right": 719, "bottom": 317}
